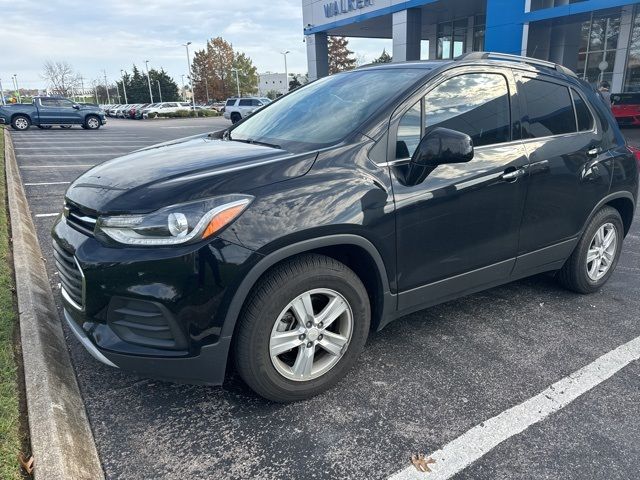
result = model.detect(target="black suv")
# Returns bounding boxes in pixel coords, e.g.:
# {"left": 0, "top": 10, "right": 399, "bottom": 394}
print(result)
{"left": 52, "top": 53, "right": 638, "bottom": 402}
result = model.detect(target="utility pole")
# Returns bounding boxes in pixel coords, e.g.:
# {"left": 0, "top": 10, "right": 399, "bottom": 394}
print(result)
{"left": 115, "top": 82, "right": 122, "bottom": 104}
{"left": 103, "top": 70, "right": 111, "bottom": 104}
{"left": 120, "top": 69, "right": 128, "bottom": 104}
{"left": 282, "top": 50, "right": 290, "bottom": 93}
{"left": 0, "top": 78, "right": 6, "bottom": 105}
{"left": 181, "top": 75, "right": 186, "bottom": 101}
{"left": 80, "top": 76, "right": 85, "bottom": 103}
{"left": 157, "top": 79, "right": 163, "bottom": 102}
{"left": 231, "top": 68, "right": 241, "bottom": 97}
{"left": 183, "top": 42, "right": 197, "bottom": 115}
{"left": 205, "top": 78, "right": 210, "bottom": 103}
{"left": 94, "top": 85, "right": 99, "bottom": 104}
{"left": 144, "top": 60, "right": 154, "bottom": 103}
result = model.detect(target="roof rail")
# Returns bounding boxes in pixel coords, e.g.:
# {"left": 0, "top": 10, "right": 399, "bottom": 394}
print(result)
{"left": 456, "top": 51, "right": 577, "bottom": 78}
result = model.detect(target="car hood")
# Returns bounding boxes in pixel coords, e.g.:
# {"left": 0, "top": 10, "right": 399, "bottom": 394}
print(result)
{"left": 65, "top": 136, "right": 317, "bottom": 214}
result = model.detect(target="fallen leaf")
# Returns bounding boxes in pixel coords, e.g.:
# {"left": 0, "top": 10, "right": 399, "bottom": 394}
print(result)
{"left": 18, "top": 452, "right": 34, "bottom": 475}
{"left": 411, "top": 453, "right": 436, "bottom": 473}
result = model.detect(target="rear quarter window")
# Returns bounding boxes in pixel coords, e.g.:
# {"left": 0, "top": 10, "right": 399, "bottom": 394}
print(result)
{"left": 571, "top": 88, "right": 594, "bottom": 132}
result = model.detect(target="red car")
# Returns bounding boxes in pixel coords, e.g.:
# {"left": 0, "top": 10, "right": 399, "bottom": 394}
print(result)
{"left": 611, "top": 93, "right": 640, "bottom": 126}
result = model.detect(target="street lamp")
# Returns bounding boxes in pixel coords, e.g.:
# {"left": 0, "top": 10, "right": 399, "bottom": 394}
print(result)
{"left": 12, "top": 74, "right": 21, "bottom": 103}
{"left": 0, "top": 78, "right": 5, "bottom": 105}
{"left": 102, "top": 70, "right": 111, "bottom": 104}
{"left": 120, "top": 69, "right": 128, "bottom": 104}
{"left": 183, "top": 42, "right": 197, "bottom": 114}
{"left": 181, "top": 74, "right": 186, "bottom": 101}
{"left": 231, "top": 68, "right": 241, "bottom": 97}
{"left": 281, "top": 50, "right": 290, "bottom": 93}
{"left": 144, "top": 60, "right": 154, "bottom": 103}
{"left": 157, "top": 79, "right": 163, "bottom": 103}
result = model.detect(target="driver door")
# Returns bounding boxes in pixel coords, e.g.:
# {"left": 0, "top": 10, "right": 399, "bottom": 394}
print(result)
{"left": 55, "top": 98, "right": 83, "bottom": 124}
{"left": 389, "top": 68, "right": 530, "bottom": 311}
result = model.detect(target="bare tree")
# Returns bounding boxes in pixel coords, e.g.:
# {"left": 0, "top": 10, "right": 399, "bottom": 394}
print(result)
{"left": 42, "top": 60, "right": 81, "bottom": 97}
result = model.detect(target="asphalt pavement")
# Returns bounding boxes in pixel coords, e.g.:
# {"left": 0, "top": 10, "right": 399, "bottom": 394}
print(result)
{"left": 8, "top": 118, "right": 640, "bottom": 480}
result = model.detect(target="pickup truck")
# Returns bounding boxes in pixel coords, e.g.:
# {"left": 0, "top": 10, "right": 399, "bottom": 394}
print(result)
{"left": 0, "top": 96, "right": 107, "bottom": 131}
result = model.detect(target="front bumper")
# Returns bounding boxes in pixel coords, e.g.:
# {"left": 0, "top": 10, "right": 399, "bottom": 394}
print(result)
{"left": 53, "top": 215, "right": 260, "bottom": 384}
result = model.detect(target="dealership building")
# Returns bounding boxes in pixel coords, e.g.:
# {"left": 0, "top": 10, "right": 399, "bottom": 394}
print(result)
{"left": 303, "top": 0, "right": 640, "bottom": 92}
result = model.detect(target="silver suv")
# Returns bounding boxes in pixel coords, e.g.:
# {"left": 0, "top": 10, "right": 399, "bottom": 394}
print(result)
{"left": 223, "top": 97, "right": 271, "bottom": 123}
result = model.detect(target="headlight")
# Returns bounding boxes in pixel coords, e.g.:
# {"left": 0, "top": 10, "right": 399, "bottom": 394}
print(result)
{"left": 96, "top": 194, "right": 252, "bottom": 246}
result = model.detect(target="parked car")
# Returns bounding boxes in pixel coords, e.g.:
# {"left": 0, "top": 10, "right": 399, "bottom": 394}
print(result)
{"left": 129, "top": 104, "right": 149, "bottom": 119}
{"left": 107, "top": 105, "right": 121, "bottom": 117}
{"left": 142, "top": 102, "right": 189, "bottom": 118}
{"left": 0, "top": 96, "right": 106, "bottom": 130}
{"left": 223, "top": 96, "right": 271, "bottom": 123}
{"left": 611, "top": 93, "right": 640, "bottom": 127}
{"left": 52, "top": 53, "right": 638, "bottom": 402}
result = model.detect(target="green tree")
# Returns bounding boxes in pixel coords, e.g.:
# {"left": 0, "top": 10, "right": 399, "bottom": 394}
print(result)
{"left": 265, "top": 89, "right": 282, "bottom": 100}
{"left": 232, "top": 52, "right": 258, "bottom": 96}
{"left": 289, "top": 76, "right": 302, "bottom": 90}
{"left": 328, "top": 36, "right": 356, "bottom": 74}
{"left": 150, "top": 68, "right": 180, "bottom": 102}
{"left": 373, "top": 49, "right": 392, "bottom": 63}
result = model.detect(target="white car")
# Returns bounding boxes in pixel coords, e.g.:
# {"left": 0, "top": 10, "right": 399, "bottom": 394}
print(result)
{"left": 223, "top": 97, "right": 271, "bottom": 123}
{"left": 142, "top": 102, "right": 190, "bottom": 118}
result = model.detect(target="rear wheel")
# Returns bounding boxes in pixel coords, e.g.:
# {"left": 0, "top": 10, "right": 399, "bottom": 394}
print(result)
{"left": 84, "top": 115, "right": 101, "bottom": 130}
{"left": 59, "top": 125, "right": 72, "bottom": 129}
{"left": 230, "top": 112, "right": 241, "bottom": 124}
{"left": 11, "top": 115, "right": 30, "bottom": 131}
{"left": 557, "top": 206, "right": 623, "bottom": 293}
{"left": 234, "top": 254, "right": 370, "bottom": 402}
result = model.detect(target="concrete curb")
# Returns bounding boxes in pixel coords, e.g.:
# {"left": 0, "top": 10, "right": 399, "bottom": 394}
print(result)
{"left": 4, "top": 128, "right": 105, "bottom": 480}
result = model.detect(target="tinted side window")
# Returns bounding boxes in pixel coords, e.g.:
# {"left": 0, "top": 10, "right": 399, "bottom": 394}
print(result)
{"left": 251, "top": 99, "right": 262, "bottom": 106}
{"left": 424, "top": 73, "right": 511, "bottom": 147}
{"left": 239, "top": 99, "right": 252, "bottom": 106}
{"left": 520, "top": 78, "right": 575, "bottom": 138}
{"left": 58, "top": 99, "right": 74, "bottom": 108}
{"left": 225, "top": 99, "right": 235, "bottom": 106}
{"left": 571, "top": 88, "right": 594, "bottom": 131}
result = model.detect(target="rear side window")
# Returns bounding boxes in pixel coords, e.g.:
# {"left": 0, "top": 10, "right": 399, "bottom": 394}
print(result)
{"left": 225, "top": 99, "right": 235, "bottom": 106}
{"left": 571, "top": 88, "right": 594, "bottom": 132}
{"left": 520, "top": 78, "right": 575, "bottom": 138}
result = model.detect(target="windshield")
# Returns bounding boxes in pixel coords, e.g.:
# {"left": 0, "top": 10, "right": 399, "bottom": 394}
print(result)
{"left": 230, "top": 68, "right": 426, "bottom": 151}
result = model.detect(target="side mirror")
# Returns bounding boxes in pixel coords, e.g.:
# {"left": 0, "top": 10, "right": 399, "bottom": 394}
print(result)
{"left": 403, "top": 127, "right": 474, "bottom": 186}
{"left": 72, "top": 104, "right": 80, "bottom": 110}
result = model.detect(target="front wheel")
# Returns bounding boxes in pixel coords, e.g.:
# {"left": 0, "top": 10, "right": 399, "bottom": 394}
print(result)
{"left": 84, "top": 116, "right": 101, "bottom": 130}
{"left": 59, "top": 125, "right": 72, "bottom": 129}
{"left": 234, "top": 254, "right": 370, "bottom": 402}
{"left": 557, "top": 206, "right": 624, "bottom": 293}
{"left": 230, "top": 112, "right": 241, "bottom": 124}
{"left": 11, "top": 115, "right": 30, "bottom": 131}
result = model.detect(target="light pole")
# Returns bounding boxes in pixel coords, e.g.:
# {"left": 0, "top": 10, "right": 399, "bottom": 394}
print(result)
{"left": 0, "top": 78, "right": 5, "bottom": 105}
{"left": 13, "top": 75, "right": 21, "bottom": 103}
{"left": 144, "top": 60, "right": 154, "bottom": 103}
{"left": 80, "top": 76, "right": 85, "bottom": 102}
{"left": 204, "top": 78, "right": 210, "bottom": 103}
{"left": 157, "top": 79, "right": 163, "bottom": 102}
{"left": 120, "top": 69, "right": 128, "bottom": 104}
{"left": 181, "top": 74, "right": 186, "bottom": 101}
{"left": 115, "top": 82, "right": 122, "bottom": 104}
{"left": 183, "top": 42, "right": 197, "bottom": 114}
{"left": 102, "top": 70, "right": 111, "bottom": 104}
{"left": 281, "top": 50, "right": 290, "bottom": 93}
{"left": 231, "top": 68, "right": 241, "bottom": 97}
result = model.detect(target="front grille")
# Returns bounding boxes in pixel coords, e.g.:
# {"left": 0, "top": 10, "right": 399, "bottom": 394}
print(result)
{"left": 64, "top": 202, "right": 97, "bottom": 236}
{"left": 53, "top": 242, "right": 85, "bottom": 309}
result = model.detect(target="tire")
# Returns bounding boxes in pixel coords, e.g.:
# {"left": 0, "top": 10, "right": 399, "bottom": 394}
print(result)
{"left": 60, "top": 125, "right": 72, "bottom": 129}
{"left": 84, "top": 115, "right": 101, "bottom": 130}
{"left": 230, "top": 112, "right": 241, "bottom": 124}
{"left": 38, "top": 125, "right": 52, "bottom": 129}
{"left": 234, "top": 253, "right": 371, "bottom": 402}
{"left": 557, "top": 206, "right": 624, "bottom": 294}
{"left": 11, "top": 115, "right": 30, "bottom": 131}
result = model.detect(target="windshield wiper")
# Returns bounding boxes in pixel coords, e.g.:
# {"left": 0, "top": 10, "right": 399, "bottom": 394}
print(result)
{"left": 230, "top": 136, "right": 281, "bottom": 150}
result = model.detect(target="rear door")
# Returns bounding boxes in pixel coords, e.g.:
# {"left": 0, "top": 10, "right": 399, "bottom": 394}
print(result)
{"left": 512, "top": 73, "right": 612, "bottom": 276}
{"left": 37, "top": 98, "right": 60, "bottom": 124}
{"left": 389, "top": 67, "right": 530, "bottom": 311}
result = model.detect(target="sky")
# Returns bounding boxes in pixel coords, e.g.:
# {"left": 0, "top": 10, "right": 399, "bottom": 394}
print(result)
{"left": 0, "top": 0, "right": 391, "bottom": 92}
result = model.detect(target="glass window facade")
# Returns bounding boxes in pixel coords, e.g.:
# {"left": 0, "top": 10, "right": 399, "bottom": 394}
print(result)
{"left": 624, "top": 5, "right": 640, "bottom": 92}
{"left": 577, "top": 9, "right": 620, "bottom": 85}
{"left": 436, "top": 18, "right": 469, "bottom": 59}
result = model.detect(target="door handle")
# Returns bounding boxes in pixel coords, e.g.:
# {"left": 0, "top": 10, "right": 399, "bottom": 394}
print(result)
{"left": 501, "top": 168, "right": 526, "bottom": 182}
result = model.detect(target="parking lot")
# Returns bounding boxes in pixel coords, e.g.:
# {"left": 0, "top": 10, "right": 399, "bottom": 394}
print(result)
{"left": 9, "top": 120, "right": 640, "bottom": 479}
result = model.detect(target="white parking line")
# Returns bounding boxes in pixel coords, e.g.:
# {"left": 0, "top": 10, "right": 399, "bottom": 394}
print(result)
{"left": 24, "top": 181, "right": 71, "bottom": 186}
{"left": 15, "top": 153, "right": 116, "bottom": 157}
{"left": 34, "top": 213, "right": 60, "bottom": 218}
{"left": 388, "top": 335, "right": 640, "bottom": 480}
{"left": 20, "top": 165, "right": 95, "bottom": 169}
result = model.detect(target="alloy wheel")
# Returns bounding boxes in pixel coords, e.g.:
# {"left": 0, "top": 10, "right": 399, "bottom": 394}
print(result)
{"left": 586, "top": 222, "right": 617, "bottom": 281}
{"left": 15, "top": 117, "right": 29, "bottom": 130}
{"left": 269, "top": 288, "right": 353, "bottom": 381}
